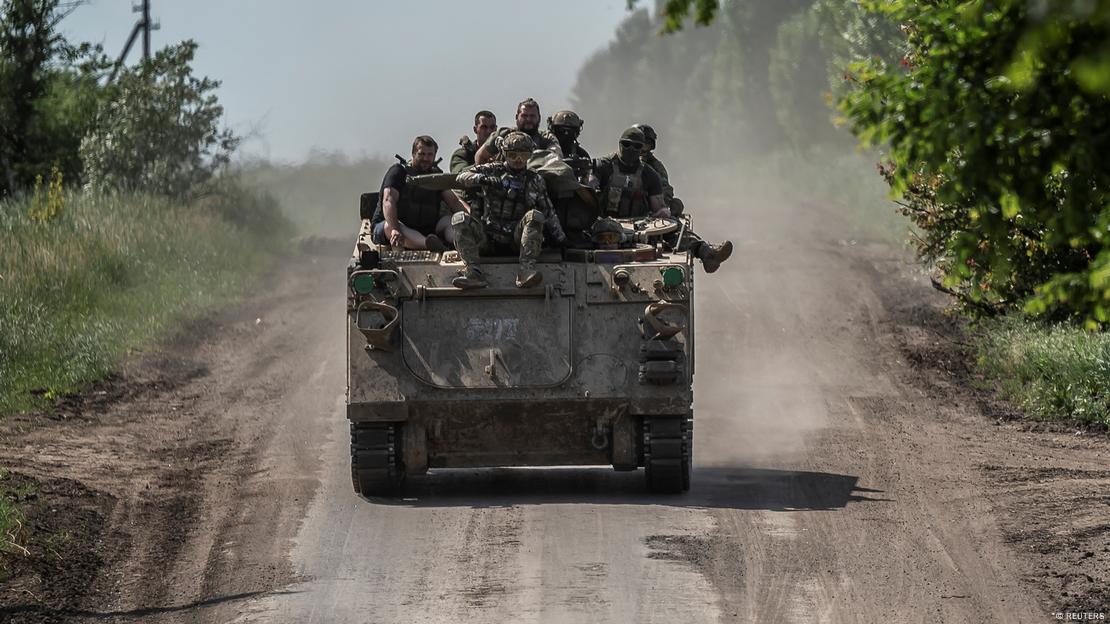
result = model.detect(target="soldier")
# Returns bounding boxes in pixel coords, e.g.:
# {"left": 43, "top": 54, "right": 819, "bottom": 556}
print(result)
{"left": 451, "top": 132, "right": 568, "bottom": 289}
{"left": 474, "top": 98, "right": 562, "bottom": 165}
{"left": 451, "top": 110, "right": 497, "bottom": 173}
{"left": 541, "top": 109, "right": 596, "bottom": 241}
{"left": 593, "top": 127, "right": 733, "bottom": 273}
{"left": 592, "top": 127, "right": 670, "bottom": 219}
{"left": 371, "top": 135, "right": 471, "bottom": 251}
{"left": 632, "top": 123, "right": 678, "bottom": 213}
{"left": 548, "top": 110, "right": 590, "bottom": 160}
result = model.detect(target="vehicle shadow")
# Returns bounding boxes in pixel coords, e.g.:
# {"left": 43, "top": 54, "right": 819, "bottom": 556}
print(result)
{"left": 367, "top": 466, "right": 890, "bottom": 511}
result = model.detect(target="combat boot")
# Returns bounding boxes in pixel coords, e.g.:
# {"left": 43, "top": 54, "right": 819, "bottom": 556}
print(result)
{"left": 515, "top": 259, "right": 542, "bottom": 288}
{"left": 697, "top": 240, "right": 733, "bottom": 274}
{"left": 452, "top": 265, "right": 487, "bottom": 289}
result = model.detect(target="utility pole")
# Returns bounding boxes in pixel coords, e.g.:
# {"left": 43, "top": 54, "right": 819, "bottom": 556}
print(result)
{"left": 108, "top": 0, "right": 160, "bottom": 83}
{"left": 140, "top": 0, "right": 151, "bottom": 60}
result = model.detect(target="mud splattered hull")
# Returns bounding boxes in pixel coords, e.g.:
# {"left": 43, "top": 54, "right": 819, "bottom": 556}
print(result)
{"left": 346, "top": 231, "right": 696, "bottom": 494}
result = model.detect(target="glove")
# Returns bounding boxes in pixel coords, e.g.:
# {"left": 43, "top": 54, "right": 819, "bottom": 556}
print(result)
{"left": 477, "top": 174, "right": 501, "bottom": 188}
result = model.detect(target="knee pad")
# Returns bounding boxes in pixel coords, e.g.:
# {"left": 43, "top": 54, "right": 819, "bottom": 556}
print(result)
{"left": 522, "top": 209, "right": 545, "bottom": 227}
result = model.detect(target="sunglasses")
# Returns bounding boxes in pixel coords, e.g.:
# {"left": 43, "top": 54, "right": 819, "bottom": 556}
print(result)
{"left": 504, "top": 150, "right": 531, "bottom": 160}
{"left": 619, "top": 140, "right": 644, "bottom": 150}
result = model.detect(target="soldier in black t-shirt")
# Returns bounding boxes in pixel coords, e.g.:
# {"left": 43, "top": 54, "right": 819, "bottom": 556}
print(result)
{"left": 371, "top": 135, "right": 471, "bottom": 251}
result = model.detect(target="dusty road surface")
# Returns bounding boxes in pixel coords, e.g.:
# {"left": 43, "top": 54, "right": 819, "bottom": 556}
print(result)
{"left": 2, "top": 192, "right": 1107, "bottom": 623}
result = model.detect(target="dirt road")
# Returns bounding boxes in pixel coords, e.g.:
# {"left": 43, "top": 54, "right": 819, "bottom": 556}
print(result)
{"left": 2, "top": 194, "right": 1106, "bottom": 623}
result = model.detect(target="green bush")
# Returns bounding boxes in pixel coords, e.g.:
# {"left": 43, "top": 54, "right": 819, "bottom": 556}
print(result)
{"left": 80, "top": 41, "right": 237, "bottom": 199}
{"left": 0, "top": 187, "right": 284, "bottom": 414}
{"left": 975, "top": 317, "right": 1110, "bottom": 425}
{"left": 839, "top": 0, "right": 1110, "bottom": 324}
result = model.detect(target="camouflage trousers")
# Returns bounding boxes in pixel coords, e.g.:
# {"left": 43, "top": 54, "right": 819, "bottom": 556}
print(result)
{"left": 665, "top": 228, "right": 706, "bottom": 255}
{"left": 451, "top": 210, "right": 545, "bottom": 266}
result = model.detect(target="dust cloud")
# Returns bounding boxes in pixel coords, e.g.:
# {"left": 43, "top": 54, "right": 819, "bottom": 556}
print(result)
{"left": 239, "top": 5, "right": 903, "bottom": 465}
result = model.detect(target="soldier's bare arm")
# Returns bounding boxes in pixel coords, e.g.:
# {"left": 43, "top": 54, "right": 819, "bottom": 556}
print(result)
{"left": 381, "top": 187, "right": 405, "bottom": 246}
{"left": 649, "top": 195, "right": 671, "bottom": 219}
{"left": 440, "top": 189, "right": 471, "bottom": 214}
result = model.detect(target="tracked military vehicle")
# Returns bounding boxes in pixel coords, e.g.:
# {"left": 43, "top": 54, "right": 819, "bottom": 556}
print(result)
{"left": 346, "top": 192, "right": 696, "bottom": 497}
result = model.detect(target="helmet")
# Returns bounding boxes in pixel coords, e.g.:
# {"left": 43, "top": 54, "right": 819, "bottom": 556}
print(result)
{"left": 502, "top": 131, "right": 536, "bottom": 153}
{"left": 548, "top": 110, "right": 584, "bottom": 130}
{"left": 632, "top": 123, "right": 657, "bottom": 150}
{"left": 590, "top": 217, "right": 627, "bottom": 248}
{"left": 620, "top": 127, "right": 646, "bottom": 144}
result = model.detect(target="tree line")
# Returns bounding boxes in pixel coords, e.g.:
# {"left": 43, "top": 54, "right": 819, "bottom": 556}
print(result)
{"left": 575, "top": 0, "right": 1110, "bottom": 325}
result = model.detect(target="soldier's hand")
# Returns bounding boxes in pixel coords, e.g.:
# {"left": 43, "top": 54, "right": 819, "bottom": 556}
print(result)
{"left": 477, "top": 174, "right": 502, "bottom": 188}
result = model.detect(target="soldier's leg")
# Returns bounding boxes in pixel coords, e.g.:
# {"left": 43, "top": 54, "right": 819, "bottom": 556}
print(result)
{"left": 675, "top": 227, "right": 732, "bottom": 274}
{"left": 513, "top": 209, "right": 545, "bottom": 288}
{"left": 435, "top": 213, "right": 456, "bottom": 247}
{"left": 451, "top": 212, "right": 488, "bottom": 289}
{"left": 383, "top": 220, "right": 443, "bottom": 251}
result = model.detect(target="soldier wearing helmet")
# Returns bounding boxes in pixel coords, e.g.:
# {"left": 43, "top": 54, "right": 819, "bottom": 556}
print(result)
{"left": 592, "top": 128, "right": 733, "bottom": 273}
{"left": 452, "top": 131, "right": 568, "bottom": 289}
{"left": 548, "top": 110, "right": 590, "bottom": 160}
{"left": 592, "top": 127, "right": 669, "bottom": 219}
{"left": 451, "top": 110, "right": 497, "bottom": 173}
{"left": 633, "top": 123, "right": 681, "bottom": 216}
{"left": 474, "top": 98, "right": 563, "bottom": 165}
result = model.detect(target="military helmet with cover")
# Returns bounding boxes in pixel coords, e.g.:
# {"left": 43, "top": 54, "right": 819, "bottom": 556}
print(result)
{"left": 620, "top": 126, "right": 646, "bottom": 145}
{"left": 548, "top": 110, "right": 584, "bottom": 130}
{"left": 589, "top": 217, "right": 627, "bottom": 249}
{"left": 632, "top": 123, "right": 657, "bottom": 150}
{"left": 501, "top": 131, "right": 536, "bottom": 154}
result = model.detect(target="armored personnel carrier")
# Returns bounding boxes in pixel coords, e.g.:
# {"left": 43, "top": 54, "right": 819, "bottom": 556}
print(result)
{"left": 347, "top": 194, "right": 696, "bottom": 497}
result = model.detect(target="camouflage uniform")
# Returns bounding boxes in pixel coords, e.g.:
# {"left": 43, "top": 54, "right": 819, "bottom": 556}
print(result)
{"left": 450, "top": 136, "right": 478, "bottom": 174}
{"left": 454, "top": 163, "right": 565, "bottom": 258}
{"left": 452, "top": 161, "right": 567, "bottom": 288}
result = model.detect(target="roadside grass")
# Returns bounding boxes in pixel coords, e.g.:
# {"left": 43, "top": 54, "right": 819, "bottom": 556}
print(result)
{"left": 0, "top": 185, "right": 290, "bottom": 415}
{"left": 0, "top": 468, "right": 30, "bottom": 579}
{"left": 974, "top": 316, "right": 1110, "bottom": 427}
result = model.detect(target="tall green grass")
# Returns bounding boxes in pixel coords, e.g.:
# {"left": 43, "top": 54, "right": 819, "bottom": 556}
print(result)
{"left": 975, "top": 316, "right": 1110, "bottom": 426}
{"left": 0, "top": 468, "right": 28, "bottom": 579}
{"left": 0, "top": 187, "right": 288, "bottom": 414}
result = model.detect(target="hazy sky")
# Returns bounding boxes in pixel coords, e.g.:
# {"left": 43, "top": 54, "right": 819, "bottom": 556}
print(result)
{"left": 64, "top": 1, "right": 634, "bottom": 163}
